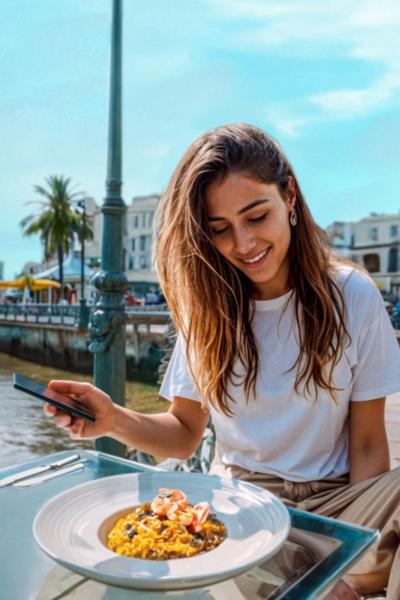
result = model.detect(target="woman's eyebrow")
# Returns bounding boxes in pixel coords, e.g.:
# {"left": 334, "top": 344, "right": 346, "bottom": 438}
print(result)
{"left": 208, "top": 198, "right": 271, "bottom": 221}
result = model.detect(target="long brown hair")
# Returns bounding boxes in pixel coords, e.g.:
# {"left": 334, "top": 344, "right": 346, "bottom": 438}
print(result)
{"left": 155, "top": 124, "right": 349, "bottom": 414}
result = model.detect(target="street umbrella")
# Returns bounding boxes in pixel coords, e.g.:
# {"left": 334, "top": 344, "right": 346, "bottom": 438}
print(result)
{"left": 29, "top": 279, "right": 61, "bottom": 291}
{"left": 0, "top": 276, "right": 61, "bottom": 291}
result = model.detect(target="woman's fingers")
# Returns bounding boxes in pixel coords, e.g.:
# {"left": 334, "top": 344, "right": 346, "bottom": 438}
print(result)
{"left": 48, "top": 380, "right": 94, "bottom": 396}
{"left": 47, "top": 380, "right": 112, "bottom": 416}
{"left": 44, "top": 403, "right": 73, "bottom": 428}
{"left": 43, "top": 403, "right": 56, "bottom": 416}
{"left": 69, "top": 418, "right": 84, "bottom": 439}
{"left": 45, "top": 406, "right": 86, "bottom": 437}
{"left": 44, "top": 380, "right": 114, "bottom": 440}
{"left": 53, "top": 412, "right": 73, "bottom": 429}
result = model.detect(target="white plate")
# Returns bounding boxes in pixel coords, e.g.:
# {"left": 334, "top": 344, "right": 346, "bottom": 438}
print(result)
{"left": 33, "top": 471, "right": 290, "bottom": 591}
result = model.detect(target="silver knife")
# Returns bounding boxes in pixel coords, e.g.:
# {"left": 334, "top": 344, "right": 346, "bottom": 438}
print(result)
{"left": 0, "top": 454, "right": 81, "bottom": 488}
{"left": 15, "top": 462, "right": 85, "bottom": 487}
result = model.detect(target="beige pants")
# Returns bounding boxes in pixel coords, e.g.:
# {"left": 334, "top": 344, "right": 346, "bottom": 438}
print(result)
{"left": 217, "top": 464, "right": 400, "bottom": 599}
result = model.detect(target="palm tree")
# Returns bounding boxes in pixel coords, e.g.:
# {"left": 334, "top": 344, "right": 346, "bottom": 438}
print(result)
{"left": 20, "top": 175, "right": 93, "bottom": 295}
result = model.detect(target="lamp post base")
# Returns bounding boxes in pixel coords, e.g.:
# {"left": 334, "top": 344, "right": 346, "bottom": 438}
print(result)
{"left": 94, "top": 436, "right": 126, "bottom": 456}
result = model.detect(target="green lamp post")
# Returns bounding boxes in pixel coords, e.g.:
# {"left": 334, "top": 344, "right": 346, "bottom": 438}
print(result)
{"left": 89, "top": 0, "right": 128, "bottom": 456}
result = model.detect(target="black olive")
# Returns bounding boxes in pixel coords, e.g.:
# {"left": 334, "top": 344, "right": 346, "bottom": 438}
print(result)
{"left": 208, "top": 514, "right": 221, "bottom": 524}
{"left": 137, "top": 510, "right": 154, "bottom": 520}
{"left": 127, "top": 529, "right": 137, "bottom": 538}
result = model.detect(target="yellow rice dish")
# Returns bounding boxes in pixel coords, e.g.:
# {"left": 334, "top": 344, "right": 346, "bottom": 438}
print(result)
{"left": 107, "top": 488, "right": 227, "bottom": 560}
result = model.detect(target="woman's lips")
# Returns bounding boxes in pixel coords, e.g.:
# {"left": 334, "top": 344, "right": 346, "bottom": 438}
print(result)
{"left": 240, "top": 247, "right": 270, "bottom": 269}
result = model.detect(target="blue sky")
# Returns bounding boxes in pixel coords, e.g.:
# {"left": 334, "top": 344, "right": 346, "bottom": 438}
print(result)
{"left": 1, "top": 0, "right": 400, "bottom": 278}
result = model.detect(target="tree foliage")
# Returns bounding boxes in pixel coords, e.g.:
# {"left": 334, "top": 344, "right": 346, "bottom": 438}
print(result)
{"left": 20, "top": 175, "right": 94, "bottom": 292}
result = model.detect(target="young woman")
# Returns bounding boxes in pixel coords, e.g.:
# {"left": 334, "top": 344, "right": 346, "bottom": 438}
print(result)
{"left": 46, "top": 124, "right": 400, "bottom": 599}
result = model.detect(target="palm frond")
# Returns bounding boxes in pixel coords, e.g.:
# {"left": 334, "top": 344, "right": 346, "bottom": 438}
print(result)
{"left": 22, "top": 175, "right": 90, "bottom": 258}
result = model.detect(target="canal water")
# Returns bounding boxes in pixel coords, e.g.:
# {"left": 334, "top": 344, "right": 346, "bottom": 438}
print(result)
{"left": 0, "top": 352, "right": 167, "bottom": 469}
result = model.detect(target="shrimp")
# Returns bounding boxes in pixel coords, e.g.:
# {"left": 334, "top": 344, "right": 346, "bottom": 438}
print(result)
{"left": 189, "top": 502, "right": 211, "bottom": 533}
{"left": 150, "top": 488, "right": 189, "bottom": 517}
{"left": 168, "top": 506, "right": 195, "bottom": 525}
{"left": 150, "top": 489, "right": 210, "bottom": 533}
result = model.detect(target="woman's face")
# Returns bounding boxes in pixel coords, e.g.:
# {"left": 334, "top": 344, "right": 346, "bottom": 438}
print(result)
{"left": 205, "top": 171, "right": 296, "bottom": 300}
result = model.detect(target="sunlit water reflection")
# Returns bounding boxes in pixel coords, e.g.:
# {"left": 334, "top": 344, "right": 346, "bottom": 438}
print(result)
{"left": 0, "top": 352, "right": 166, "bottom": 469}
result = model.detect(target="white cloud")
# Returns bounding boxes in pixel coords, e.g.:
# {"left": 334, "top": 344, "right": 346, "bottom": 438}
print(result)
{"left": 264, "top": 108, "right": 317, "bottom": 138}
{"left": 206, "top": 0, "right": 400, "bottom": 134}
{"left": 206, "top": 0, "right": 299, "bottom": 20}
{"left": 310, "top": 71, "right": 398, "bottom": 118}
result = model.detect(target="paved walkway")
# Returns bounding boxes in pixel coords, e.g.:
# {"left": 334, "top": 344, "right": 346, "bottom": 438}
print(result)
{"left": 386, "top": 392, "right": 400, "bottom": 469}
{"left": 364, "top": 394, "right": 397, "bottom": 600}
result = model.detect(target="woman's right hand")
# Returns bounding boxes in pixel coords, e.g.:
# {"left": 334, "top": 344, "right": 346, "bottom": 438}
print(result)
{"left": 43, "top": 380, "right": 116, "bottom": 440}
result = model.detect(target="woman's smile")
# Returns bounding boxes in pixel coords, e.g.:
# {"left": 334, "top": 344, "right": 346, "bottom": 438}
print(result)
{"left": 239, "top": 246, "right": 271, "bottom": 268}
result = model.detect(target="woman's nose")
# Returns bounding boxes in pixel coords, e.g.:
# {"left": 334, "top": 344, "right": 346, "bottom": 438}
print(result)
{"left": 233, "top": 228, "right": 256, "bottom": 254}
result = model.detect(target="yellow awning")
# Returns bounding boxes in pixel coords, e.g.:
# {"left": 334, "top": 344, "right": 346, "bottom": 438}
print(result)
{"left": 0, "top": 276, "right": 61, "bottom": 291}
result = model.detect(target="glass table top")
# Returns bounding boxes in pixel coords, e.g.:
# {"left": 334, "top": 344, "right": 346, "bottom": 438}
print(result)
{"left": 0, "top": 450, "right": 378, "bottom": 600}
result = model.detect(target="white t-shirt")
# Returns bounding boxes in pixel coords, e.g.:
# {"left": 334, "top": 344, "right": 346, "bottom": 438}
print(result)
{"left": 160, "top": 267, "right": 400, "bottom": 482}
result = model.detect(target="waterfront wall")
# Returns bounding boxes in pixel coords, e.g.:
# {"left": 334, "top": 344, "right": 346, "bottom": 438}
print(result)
{"left": 0, "top": 321, "right": 169, "bottom": 384}
{"left": 2, "top": 319, "right": 397, "bottom": 385}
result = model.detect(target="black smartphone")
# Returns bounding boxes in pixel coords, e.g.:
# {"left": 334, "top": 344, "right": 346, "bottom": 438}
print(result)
{"left": 13, "top": 373, "right": 96, "bottom": 423}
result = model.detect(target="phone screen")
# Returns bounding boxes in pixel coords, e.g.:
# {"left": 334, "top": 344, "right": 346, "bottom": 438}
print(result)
{"left": 13, "top": 373, "right": 96, "bottom": 423}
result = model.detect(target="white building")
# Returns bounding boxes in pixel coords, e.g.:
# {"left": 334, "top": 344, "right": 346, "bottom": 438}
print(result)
{"left": 124, "top": 194, "right": 160, "bottom": 292}
{"left": 86, "top": 194, "right": 161, "bottom": 292}
{"left": 327, "top": 212, "right": 400, "bottom": 297}
{"left": 83, "top": 197, "right": 102, "bottom": 268}
{"left": 325, "top": 221, "right": 354, "bottom": 259}
{"left": 21, "top": 261, "right": 42, "bottom": 276}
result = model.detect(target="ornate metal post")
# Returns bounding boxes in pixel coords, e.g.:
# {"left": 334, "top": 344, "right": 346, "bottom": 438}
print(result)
{"left": 77, "top": 199, "right": 89, "bottom": 330}
{"left": 89, "top": 0, "right": 128, "bottom": 456}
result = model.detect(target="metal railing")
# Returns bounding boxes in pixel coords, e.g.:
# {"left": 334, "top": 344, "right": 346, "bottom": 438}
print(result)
{"left": 0, "top": 303, "right": 79, "bottom": 326}
{"left": 0, "top": 302, "right": 171, "bottom": 328}
{"left": 126, "top": 304, "right": 169, "bottom": 313}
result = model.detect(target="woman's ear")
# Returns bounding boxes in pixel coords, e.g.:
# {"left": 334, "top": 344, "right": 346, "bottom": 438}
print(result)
{"left": 286, "top": 176, "right": 297, "bottom": 210}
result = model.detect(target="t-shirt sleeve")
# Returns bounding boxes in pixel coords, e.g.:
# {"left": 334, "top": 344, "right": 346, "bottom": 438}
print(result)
{"left": 351, "top": 285, "right": 400, "bottom": 401}
{"left": 159, "top": 334, "right": 202, "bottom": 403}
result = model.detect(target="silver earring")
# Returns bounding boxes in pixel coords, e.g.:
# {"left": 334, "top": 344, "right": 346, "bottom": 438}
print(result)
{"left": 289, "top": 209, "right": 297, "bottom": 227}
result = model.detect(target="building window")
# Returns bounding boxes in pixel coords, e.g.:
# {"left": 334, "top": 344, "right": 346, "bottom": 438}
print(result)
{"left": 148, "top": 212, "right": 153, "bottom": 227}
{"left": 390, "top": 224, "right": 398, "bottom": 238}
{"left": 133, "top": 215, "right": 139, "bottom": 228}
{"left": 128, "top": 256, "right": 134, "bottom": 270}
{"left": 131, "top": 238, "right": 136, "bottom": 252}
{"left": 388, "top": 248, "right": 398, "bottom": 273}
{"left": 139, "top": 255, "right": 148, "bottom": 270}
{"left": 140, "top": 235, "right": 146, "bottom": 251}
{"left": 368, "top": 227, "right": 378, "bottom": 241}
{"left": 363, "top": 253, "right": 380, "bottom": 273}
